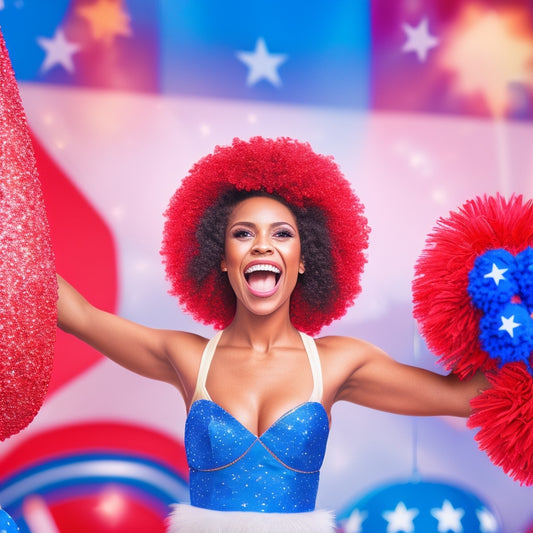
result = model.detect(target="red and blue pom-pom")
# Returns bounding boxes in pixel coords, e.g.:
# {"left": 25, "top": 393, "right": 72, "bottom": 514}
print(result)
{"left": 412, "top": 193, "right": 533, "bottom": 485}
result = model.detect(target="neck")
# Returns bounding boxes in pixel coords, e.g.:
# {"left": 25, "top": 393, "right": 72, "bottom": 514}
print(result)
{"left": 223, "top": 305, "right": 300, "bottom": 352}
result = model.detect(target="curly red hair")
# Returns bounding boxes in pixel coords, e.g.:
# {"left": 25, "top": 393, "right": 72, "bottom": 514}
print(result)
{"left": 161, "top": 136, "right": 369, "bottom": 335}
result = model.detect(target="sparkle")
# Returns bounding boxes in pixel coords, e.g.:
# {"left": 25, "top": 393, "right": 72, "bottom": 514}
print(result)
{"left": 437, "top": 4, "right": 533, "bottom": 116}
{"left": 484, "top": 263, "right": 508, "bottom": 285}
{"left": 499, "top": 314, "right": 521, "bottom": 337}
{"left": 402, "top": 18, "right": 439, "bottom": 62}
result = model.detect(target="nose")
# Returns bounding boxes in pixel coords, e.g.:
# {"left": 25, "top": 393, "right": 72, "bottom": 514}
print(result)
{"left": 252, "top": 234, "right": 273, "bottom": 254}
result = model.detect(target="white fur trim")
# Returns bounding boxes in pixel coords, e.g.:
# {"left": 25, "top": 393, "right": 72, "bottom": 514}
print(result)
{"left": 166, "top": 504, "right": 336, "bottom": 533}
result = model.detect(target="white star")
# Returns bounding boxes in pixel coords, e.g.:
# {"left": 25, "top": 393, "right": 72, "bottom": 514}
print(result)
{"left": 344, "top": 508, "right": 367, "bottom": 533}
{"left": 402, "top": 17, "right": 439, "bottom": 62}
{"left": 37, "top": 27, "right": 81, "bottom": 73}
{"left": 431, "top": 500, "right": 465, "bottom": 532}
{"left": 499, "top": 314, "right": 521, "bottom": 337}
{"left": 383, "top": 502, "right": 419, "bottom": 533}
{"left": 477, "top": 507, "right": 499, "bottom": 533}
{"left": 236, "top": 37, "right": 288, "bottom": 87}
{"left": 483, "top": 263, "right": 508, "bottom": 286}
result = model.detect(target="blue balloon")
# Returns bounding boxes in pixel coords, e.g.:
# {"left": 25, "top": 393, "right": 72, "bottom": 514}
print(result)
{"left": 337, "top": 479, "right": 501, "bottom": 533}
{"left": 0, "top": 508, "right": 19, "bottom": 533}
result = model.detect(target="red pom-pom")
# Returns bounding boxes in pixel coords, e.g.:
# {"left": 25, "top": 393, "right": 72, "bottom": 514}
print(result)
{"left": 0, "top": 31, "right": 57, "bottom": 439}
{"left": 413, "top": 194, "right": 533, "bottom": 485}
{"left": 468, "top": 363, "right": 533, "bottom": 486}
{"left": 412, "top": 194, "right": 533, "bottom": 378}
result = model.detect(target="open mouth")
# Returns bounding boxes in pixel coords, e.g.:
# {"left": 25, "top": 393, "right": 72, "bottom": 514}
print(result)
{"left": 244, "top": 264, "right": 281, "bottom": 294}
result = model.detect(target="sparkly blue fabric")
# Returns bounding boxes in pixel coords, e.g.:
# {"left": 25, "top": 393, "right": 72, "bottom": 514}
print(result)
{"left": 185, "top": 399, "right": 329, "bottom": 513}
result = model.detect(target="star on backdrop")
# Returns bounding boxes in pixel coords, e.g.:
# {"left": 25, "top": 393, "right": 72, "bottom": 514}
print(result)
{"left": 236, "top": 37, "right": 288, "bottom": 87}
{"left": 402, "top": 17, "right": 439, "bottom": 62}
{"left": 37, "top": 28, "right": 80, "bottom": 73}
{"left": 76, "top": 0, "right": 132, "bottom": 44}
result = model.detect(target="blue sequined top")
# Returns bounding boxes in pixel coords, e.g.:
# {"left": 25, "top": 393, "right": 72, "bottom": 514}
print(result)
{"left": 184, "top": 331, "right": 330, "bottom": 513}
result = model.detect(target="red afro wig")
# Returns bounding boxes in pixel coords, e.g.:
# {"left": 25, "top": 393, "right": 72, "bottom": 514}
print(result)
{"left": 161, "top": 136, "right": 369, "bottom": 335}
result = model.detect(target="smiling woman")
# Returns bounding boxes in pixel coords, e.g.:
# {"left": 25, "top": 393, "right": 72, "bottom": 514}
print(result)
{"left": 161, "top": 137, "right": 370, "bottom": 336}
{"left": 220, "top": 196, "right": 304, "bottom": 321}
{"left": 191, "top": 188, "right": 337, "bottom": 330}
{"left": 55, "top": 136, "right": 489, "bottom": 532}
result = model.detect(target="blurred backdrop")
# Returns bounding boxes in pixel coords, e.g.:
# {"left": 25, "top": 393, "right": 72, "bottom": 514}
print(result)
{"left": 1, "top": 1, "right": 533, "bottom": 531}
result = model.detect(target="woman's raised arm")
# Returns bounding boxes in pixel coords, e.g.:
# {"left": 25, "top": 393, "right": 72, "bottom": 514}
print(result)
{"left": 324, "top": 336, "right": 489, "bottom": 418}
{"left": 56, "top": 275, "right": 197, "bottom": 391}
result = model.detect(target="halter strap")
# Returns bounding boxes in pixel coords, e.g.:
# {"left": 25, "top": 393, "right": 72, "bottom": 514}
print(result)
{"left": 191, "top": 331, "right": 323, "bottom": 405}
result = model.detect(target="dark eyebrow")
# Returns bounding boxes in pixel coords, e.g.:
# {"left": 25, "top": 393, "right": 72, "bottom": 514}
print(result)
{"left": 228, "top": 221, "right": 297, "bottom": 231}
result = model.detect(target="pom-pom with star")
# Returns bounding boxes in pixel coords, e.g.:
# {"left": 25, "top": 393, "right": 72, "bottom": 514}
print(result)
{"left": 412, "top": 193, "right": 533, "bottom": 485}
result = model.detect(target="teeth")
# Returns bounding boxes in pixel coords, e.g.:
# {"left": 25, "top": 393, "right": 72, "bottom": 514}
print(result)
{"left": 245, "top": 264, "right": 281, "bottom": 275}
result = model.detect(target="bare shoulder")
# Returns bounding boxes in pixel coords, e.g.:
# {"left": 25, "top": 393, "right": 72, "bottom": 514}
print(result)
{"left": 164, "top": 329, "right": 211, "bottom": 363}
{"left": 313, "top": 335, "right": 386, "bottom": 406}
{"left": 315, "top": 334, "right": 384, "bottom": 364}
{"left": 162, "top": 329, "right": 213, "bottom": 401}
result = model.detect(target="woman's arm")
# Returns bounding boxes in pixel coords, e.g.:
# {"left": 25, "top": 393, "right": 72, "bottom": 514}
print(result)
{"left": 324, "top": 336, "right": 489, "bottom": 417}
{"left": 57, "top": 275, "right": 199, "bottom": 390}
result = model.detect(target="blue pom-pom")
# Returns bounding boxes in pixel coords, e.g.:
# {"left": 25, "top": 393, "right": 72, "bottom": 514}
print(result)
{"left": 479, "top": 302, "right": 533, "bottom": 368}
{"left": 468, "top": 249, "right": 517, "bottom": 313}
{"left": 469, "top": 248, "right": 533, "bottom": 372}
{"left": 516, "top": 246, "right": 533, "bottom": 312}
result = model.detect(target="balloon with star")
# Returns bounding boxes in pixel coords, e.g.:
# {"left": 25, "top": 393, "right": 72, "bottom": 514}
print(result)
{"left": 0, "top": 508, "right": 19, "bottom": 533}
{"left": 336, "top": 480, "right": 501, "bottom": 533}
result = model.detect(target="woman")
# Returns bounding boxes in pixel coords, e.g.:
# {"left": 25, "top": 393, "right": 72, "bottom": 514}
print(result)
{"left": 57, "top": 137, "right": 487, "bottom": 532}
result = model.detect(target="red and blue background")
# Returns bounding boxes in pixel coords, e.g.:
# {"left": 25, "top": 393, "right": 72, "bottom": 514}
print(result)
{"left": 1, "top": 0, "right": 533, "bottom": 531}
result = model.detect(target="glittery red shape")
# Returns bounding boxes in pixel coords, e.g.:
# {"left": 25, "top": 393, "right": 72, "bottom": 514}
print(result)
{"left": 412, "top": 193, "right": 533, "bottom": 378}
{"left": 0, "top": 31, "right": 57, "bottom": 440}
{"left": 161, "top": 137, "right": 369, "bottom": 335}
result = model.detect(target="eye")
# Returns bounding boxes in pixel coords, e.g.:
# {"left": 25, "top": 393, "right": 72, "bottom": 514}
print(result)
{"left": 274, "top": 228, "right": 295, "bottom": 239}
{"left": 231, "top": 228, "right": 253, "bottom": 239}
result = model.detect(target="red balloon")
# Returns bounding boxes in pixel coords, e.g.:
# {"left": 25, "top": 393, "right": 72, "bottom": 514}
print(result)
{"left": 49, "top": 488, "right": 167, "bottom": 533}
